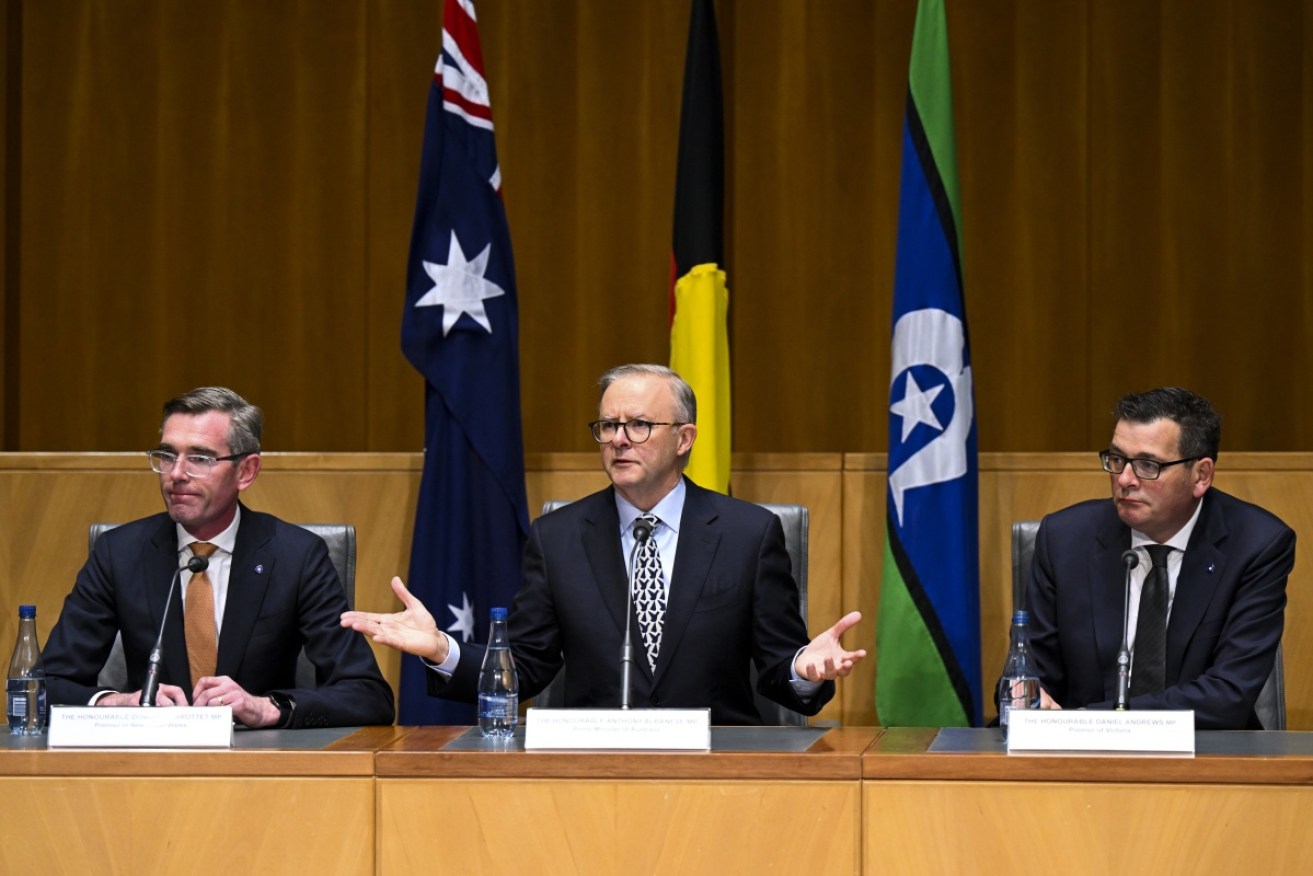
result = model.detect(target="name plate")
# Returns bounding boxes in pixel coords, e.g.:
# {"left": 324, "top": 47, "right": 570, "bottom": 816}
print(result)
{"left": 524, "top": 708, "right": 711, "bottom": 750}
{"left": 48, "top": 706, "right": 234, "bottom": 748}
{"left": 1007, "top": 709, "right": 1195, "bottom": 755}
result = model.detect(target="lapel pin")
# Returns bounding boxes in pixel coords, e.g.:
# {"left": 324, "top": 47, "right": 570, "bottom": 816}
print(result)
{"left": 255, "top": 564, "right": 265, "bottom": 574}
{"left": 1207, "top": 563, "right": 1215, "bottom": 573}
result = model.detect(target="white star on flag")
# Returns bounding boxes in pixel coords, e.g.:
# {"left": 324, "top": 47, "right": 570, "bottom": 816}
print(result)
{"left": 890, "top": 371, "right": 945, "bottom": 443}
{"left": 447, "top": 591, "right": 476, "bottom": 642}
{"left": 415, "top": 231, "right": 506, "bottom": 336}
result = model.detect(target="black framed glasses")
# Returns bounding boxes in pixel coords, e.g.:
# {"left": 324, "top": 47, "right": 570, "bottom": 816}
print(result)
{"left": 147, "top": 449, "right": 252, "bottom": 478}
{"left": 588, "top": 419, "right": 684, "bottom": 444}
{"left": 1099, "top": 450, "right": 1197, "bottom": 480}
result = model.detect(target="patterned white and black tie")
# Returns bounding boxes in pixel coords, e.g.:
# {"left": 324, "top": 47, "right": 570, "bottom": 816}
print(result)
{"left": 632, "top": 515, "right": 666, "bottom": 671}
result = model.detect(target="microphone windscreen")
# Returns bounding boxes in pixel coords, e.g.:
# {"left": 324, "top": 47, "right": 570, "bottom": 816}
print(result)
{"left": 1121, "top": 549, "right": 1139, "bottom": 569}
{"left": 633, "top": 521, "right": 654, "bottom": 543}
{"left": 187, "top": 555, "right": 210, "bottom": 573}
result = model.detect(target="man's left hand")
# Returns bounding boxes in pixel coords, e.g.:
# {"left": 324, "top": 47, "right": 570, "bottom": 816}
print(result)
{"left": 795, "top": 611, "right": 867, "bottom": 682}
{"left": 193, "top": 676, "right": 281, "bottom": 728}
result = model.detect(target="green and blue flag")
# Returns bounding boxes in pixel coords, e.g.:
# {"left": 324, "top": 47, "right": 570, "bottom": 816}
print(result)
{"left": 876, "top": 0, "right": 981, "bottom": 727}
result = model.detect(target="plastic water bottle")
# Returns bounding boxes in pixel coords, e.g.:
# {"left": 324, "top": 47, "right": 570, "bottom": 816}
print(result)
{"left": 998, "top": 609, "right": 1040, "bottom": 742}
{"left": 477, "top": 607, "right": 519, "bottom": 739}
{"left": 7, "top": 604, "right": 47, "bottom": 736}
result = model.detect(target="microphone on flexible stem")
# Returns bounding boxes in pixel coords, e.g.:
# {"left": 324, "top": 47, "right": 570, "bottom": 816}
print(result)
{"left": 1115, "top": 549, "right": 1138, "bottom": 711}
{"left": 620, "top": 519, "right": 654, "bottom": 710}
{"left": 140, "top": 554, "right": 209, "bottom": 707}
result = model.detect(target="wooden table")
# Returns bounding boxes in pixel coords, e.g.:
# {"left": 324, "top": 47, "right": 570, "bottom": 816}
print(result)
{"left": 375, "top": 725, "right": 879, "bottom": 875}
{"left": 0, "top": 725, "right": 408, "bottom": 874}
{"left": 17, "top": 723, "right": 1310, "bottom": 874}
{"left": 863, "top": 727, "right": 1313, "bottom": 875}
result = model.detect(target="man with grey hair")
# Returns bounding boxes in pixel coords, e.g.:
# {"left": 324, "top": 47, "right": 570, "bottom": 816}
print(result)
{"left": 44, "top": 387, "right": 395, "bottom": 728}
{"left": 345, "top": 364, "right": 865, "bottom": 724}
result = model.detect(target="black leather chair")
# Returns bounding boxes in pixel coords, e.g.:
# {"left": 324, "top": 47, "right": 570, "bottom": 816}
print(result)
{"left": 89, "top": 522, "right": 357, "bottom": 691}
{"left": 533, "top": 499, "right": 811, "bottom": 726}
{"left": 1011, "top": 519, "right": 1285, "bottom": 730}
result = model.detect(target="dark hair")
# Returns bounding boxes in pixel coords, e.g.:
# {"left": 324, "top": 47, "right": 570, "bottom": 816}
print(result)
{"left": 161, "top": 387, "right": 263, "bottom": 454}
{"left": 1113, "top": 387, "right": 1220, "bottom": 462}
{"left": 597, "top": 364, "right": 697, "bottom": 425}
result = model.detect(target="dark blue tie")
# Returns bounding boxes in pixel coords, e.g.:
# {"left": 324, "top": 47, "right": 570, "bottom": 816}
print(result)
{"left": 1131, "top": 545, "right": 1172, "bottom": 696}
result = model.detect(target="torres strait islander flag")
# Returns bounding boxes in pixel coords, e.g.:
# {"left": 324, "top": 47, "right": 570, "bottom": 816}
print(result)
{"left": 875, "top": 0, "right": 982, "bottom": 727}
{"left": 669, "top": 0, "right": 731, "bottom": 495}
{"left": 399, "top": 0, "right": 530, "bottom": 725}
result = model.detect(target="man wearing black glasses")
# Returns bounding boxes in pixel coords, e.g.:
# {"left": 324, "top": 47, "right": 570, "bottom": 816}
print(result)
{"left": 345, "top": 364, "right": 866, "bottom": 724}
{"left": 1026, "top": 387, "right": 1294, "bottom": 729}
{"left": 43, "top": 387, "right": 394, "bottom": 728}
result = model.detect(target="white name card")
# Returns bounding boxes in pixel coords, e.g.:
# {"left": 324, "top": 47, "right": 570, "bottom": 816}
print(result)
{"left": 48, "top": 706, "right": 234, "bottom": 748}
{"left": 1007, "top": 709, "right": 1194, "bottom": 755}
{"left": 524, "top": 708, "right": 711, "bottom": 750}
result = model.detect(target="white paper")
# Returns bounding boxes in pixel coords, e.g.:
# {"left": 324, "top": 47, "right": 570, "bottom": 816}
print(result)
{"left": 48, "top": 705, "right": 234, "bottom": 748}
{"left": 1007, "top": 709, "right": 1194, "bottom": 754}
{"left": 524, "top": 708, "right": 711, "bottom": 750}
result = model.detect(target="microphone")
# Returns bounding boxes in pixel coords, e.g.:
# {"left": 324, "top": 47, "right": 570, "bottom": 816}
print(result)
{"left": 1115, "top": 548, "right": 1139, "bottom": 711}
{"left": 620, "top": 519, "right": 654, "bottom": 710}
{"left": 140, "top": 554, "right": 209, "bottom": 707}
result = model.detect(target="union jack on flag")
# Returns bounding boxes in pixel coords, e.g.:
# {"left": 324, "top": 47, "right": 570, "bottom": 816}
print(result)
{"left": 399, "top": 0, "right": 529, "bottom": 725}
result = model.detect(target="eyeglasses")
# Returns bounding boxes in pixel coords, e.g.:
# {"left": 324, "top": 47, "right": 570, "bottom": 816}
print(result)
{"left": 147, "top": 449, "right": 252, "bottom": 477}
{"left": 1099, "top": 450, "right": 1197, "bottom": 480}
{"left": 588, "top": 419, "right": 684, "bottom": 444}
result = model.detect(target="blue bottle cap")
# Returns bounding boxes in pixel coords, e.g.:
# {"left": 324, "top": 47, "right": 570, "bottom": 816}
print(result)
{"left": 490, "top": 607, "right": 508, "bottom": 621}
{"left": 18, "top": 604, "right": 36, "bottom": 619}
{"left": 1013, "top": 609, "right": 1029, "bottom": 624}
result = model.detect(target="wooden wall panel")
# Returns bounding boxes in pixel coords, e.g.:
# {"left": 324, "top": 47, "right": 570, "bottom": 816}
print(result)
{"left": 865, "top": 781, "right": 1313, "bottom": 874}
{"left": 0, "top": 0, "right": 11, "bottom": 449}
{"left": 381, "top": 778, "right": 860, "bottom": 875}
{"left": 15, "top": 2, "right": 375, "bottom": 450}
{"left": 3, "top": 1, "right": 1311, "bottom": 455}
{"left": 0, "top": 776, "right": 374, "bottom": 874}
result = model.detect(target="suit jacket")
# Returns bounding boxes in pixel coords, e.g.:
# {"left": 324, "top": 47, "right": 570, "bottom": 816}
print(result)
{"left": 44, "top": 506, "right": 395, "bottom": 728}
{"left": 1027, "top": 488, "right": 1294, "bottom": 729}
{"left": 429, "top": 479, "right": 832, "bottom": 724}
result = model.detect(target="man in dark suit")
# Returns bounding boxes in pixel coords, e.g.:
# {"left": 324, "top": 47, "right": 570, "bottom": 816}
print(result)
{"left": 1027, "top": 387, "right": 1295, "bottom": 729}
{"left": 44, "top": 387, "right": 394, "bottom": 728}
{"left": 344, "top": 364, "right": 865, "bottom": 724}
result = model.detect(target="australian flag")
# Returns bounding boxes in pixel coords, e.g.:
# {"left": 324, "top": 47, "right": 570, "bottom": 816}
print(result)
{"left": 400, "top": 0, "right": 529, "bottom": 725}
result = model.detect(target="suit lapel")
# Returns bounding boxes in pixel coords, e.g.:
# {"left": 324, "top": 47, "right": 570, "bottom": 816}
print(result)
{"left": 215, "top": 506, "right": 275, "bottom": 677}
{"left": 657, "top": 481, "right": 720, "bottom": 685}
{"left": 147, "top": 518, "right": 190, "bottom": 689}
{"left": 577, "top": 491, "right": 632, "bottom": 652}
{"left": 1090, "top": 511, "right": 1130, "bottom": 692}
{"left": 1168, "top": 495, "right": 1227, "bottom": 684}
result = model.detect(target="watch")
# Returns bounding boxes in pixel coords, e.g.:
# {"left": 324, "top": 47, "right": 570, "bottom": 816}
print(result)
{"left": 268, "top": 692, "right": 296, "bottom": 728}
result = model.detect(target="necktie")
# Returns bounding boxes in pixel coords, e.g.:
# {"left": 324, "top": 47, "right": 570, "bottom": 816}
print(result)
{"left": 185, "top": 542, "right": 219, "bottom": 688}
{"left": 631, "top": 515, "right": 666, "bottom": 671}
{"left": 1131, "top": 544, "right": 1172, "bottom": 696}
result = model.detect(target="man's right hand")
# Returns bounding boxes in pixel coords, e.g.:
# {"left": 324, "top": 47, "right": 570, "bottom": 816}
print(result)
{"left": 341, "top": 576, "right": 448, "bottom": 664}
{"left": 97, "top": 683, "right": 189, "bottom": 707}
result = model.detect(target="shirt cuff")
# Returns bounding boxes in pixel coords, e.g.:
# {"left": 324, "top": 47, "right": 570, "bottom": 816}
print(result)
{"left": 421, "top": 631, "right": 461, "bottom": 678}
{"left": 789, "top": 646, "right": 823, "bottom": 698}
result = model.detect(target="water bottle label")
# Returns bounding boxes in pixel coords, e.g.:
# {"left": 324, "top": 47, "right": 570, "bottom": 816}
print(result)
{"left": 8, "top": 693, "right": 25, "bottom": 718}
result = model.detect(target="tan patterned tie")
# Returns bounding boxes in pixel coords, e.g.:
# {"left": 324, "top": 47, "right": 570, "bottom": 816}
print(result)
{"left": 185, "top": 542, "right": 219, "bottom": 688}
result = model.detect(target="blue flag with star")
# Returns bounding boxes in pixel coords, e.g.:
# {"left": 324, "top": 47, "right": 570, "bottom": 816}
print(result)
{"left": 875, "top": 0, "right": 981, "bottom": 727}
{"left": 399, "top": 0, "right": 529, "bottom": 725}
